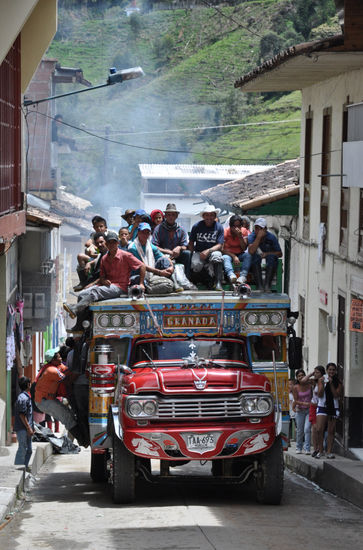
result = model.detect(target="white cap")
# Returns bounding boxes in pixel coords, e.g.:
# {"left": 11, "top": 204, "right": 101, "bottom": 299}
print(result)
{"left": 200, "top": 204, "right": 220, "bottom": 216}
{"left": 254, "top": 217, "right": 267, "bottom": 229}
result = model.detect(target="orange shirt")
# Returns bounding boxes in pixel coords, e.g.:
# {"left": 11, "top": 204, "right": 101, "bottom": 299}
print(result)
{"left": 35, "top": 364, "right": 67, "bottom": 402}
{"left": 223, "top": 227, "right": 249, "bottom": 255}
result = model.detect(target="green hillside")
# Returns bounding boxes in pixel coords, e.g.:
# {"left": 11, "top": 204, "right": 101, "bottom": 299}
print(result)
{"left": 46, "top": 0, "right": 339, "bottom": 212}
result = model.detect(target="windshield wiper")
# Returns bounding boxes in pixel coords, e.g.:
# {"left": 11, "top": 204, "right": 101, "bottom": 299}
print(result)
{"left": 134, "top": 348, "right": 157, "bottom": 370}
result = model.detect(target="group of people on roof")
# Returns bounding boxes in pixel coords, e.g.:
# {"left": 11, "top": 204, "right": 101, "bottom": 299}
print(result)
{"left": 63, "top": 204, "right": 282, "bottom": 324}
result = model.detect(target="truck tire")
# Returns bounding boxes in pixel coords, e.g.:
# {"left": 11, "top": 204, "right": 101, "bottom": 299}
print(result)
{"left": 112, "top": 435, "right": 135, "bottom": 504}
{"left": 90, "top": 452, "right": 109, "bottom": 483}
{"left": 255, "top": 436, "right": 284, "bottom": 505}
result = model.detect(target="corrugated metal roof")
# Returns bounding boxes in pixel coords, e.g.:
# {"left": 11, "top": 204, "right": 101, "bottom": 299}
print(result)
{"left": 139, "top": 164, "right": 272, "bottom": 180}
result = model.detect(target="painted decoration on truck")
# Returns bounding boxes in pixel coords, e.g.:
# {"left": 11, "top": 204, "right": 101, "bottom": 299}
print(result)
{"left": 243, "top": 431, "right": 271, "bottom": 454}
{"left": 131, "top": 437, "right": 160, "bottom": 457}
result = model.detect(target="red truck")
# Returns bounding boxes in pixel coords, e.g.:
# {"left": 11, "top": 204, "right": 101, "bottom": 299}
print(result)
{"left": 86, "top": 289, "right": 291, "bottom": 505}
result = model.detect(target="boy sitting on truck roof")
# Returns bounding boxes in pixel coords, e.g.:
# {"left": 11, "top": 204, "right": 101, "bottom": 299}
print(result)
{"left": 245, "top": 217, "right": 282, "bottom": 292}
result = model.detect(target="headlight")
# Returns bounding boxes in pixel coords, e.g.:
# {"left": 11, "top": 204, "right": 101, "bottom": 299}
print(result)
{"left": 129, "top": 401, "right": 143, "bottom": 416}
{"left": 241, "top": 394, "right": 273, "bottom": 416}
{"left": 143, "top": 401, "right": 157, "bottom": 415}
{"left": 127, "top": 398, "right": 158, "bottom": 418}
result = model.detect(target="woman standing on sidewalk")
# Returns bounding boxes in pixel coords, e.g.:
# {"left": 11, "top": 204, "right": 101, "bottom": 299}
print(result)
{"left": 292, "top": 369, "right": 312, "bottom": 454}
{"left": 316, "top": 362, "right": 343, "bottom": 459}
{"left": 300, "top": 366, "right": 326, "bottom": 457}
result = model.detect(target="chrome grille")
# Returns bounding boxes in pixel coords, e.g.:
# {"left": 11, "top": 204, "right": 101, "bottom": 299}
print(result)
{"left": 157, "top": 395, "right": 243, "bottom": 419}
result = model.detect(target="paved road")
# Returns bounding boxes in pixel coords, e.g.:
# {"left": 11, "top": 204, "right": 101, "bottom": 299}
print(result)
{"left": 1, "top": 449, "right": 362, "bottom": 550}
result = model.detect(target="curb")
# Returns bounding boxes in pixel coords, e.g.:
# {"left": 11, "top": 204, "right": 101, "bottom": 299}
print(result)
{"left": 0, "top": 441, "right": 52, "bottom": 525}
{"left": 284, "top": 449, "right": 363, "bottom": 509}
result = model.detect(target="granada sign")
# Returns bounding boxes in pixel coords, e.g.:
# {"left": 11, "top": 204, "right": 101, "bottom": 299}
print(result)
{"left": 164, "top": 314, "right": 218, "bottom": 329}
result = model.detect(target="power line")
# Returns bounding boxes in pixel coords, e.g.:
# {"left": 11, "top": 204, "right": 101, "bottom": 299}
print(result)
{"left": 198, "top": 0, "right": 264, "bottom": 39}
{"left": 27, "top": 109, "right": 292, "bottom": 163}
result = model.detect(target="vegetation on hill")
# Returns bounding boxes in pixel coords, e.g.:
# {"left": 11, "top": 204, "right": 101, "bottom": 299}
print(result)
{"left": 46, "top": 0, "right": 339, "bottom": 214}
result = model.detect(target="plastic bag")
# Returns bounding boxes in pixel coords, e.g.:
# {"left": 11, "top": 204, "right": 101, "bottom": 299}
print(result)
{"left": 174, "top": 264, "right": 197, "bottom": 290}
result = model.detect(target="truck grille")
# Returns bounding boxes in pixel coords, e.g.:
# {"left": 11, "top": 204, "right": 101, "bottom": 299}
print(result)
{"left": 157, "top": 395, "right": 243, "bottom": 419}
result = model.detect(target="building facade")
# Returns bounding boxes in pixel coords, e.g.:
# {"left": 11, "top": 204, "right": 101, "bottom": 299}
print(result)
{"left": 0, "top": 0, "right": 57, "bottom": 444}
{"left": 234, "top": 0, "right": 363, "bottom": 454}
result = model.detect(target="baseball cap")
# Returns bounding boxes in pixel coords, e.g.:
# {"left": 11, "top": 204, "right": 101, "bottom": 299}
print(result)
{"left": 138, "top": 222, "right": 151, "bottom": 232}
{"left": 105, "top": 231, "right": 119, "bottom": 242}
{"left": 135, "top": 209, "right": 146, "bottom": 217}
{"left": 45, "top": 347, "right": 59, "bottom": 362}
{"left": 254, "top": 217, "right": 267, "bottom": 229}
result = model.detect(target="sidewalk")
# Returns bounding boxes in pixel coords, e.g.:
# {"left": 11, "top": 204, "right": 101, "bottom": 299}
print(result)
{"left": 285, "top": 442, "right": 363, "bottom": 509}
{"left": 0, "top": 440, "right": 53, "bottom": 526}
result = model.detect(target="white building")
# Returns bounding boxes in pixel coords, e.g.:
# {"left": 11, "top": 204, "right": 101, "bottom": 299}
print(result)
{"left": 139, "top": 164, "right": 271, "bottom": 231}
{"left": 234, "top": 0, "right": 363, "bottom": 454}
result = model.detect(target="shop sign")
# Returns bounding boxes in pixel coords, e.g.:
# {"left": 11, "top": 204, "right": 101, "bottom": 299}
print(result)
{"left": 350, "top": 299, "right": 363, "bottom": 333}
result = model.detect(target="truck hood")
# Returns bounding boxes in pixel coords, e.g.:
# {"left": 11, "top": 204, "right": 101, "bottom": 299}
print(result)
{"left": 124, "top": 364, "right": 271, "bottom": 394}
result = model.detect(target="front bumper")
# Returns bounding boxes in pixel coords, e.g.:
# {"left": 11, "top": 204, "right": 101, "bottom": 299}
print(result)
{"left": 123, "top": 421, "right": 276, "bottom": 460}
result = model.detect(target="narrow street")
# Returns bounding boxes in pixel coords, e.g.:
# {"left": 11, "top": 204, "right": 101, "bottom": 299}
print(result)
{"left": 1, "top": 450, "right": 362, "bottom": 550}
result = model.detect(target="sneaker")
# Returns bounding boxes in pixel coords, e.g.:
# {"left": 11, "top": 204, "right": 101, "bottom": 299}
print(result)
{"left": 326, "top": 453, "right": 335, "bottom": 459}
{"left": 315, "top": 452, "right": 323, "bottom": 459}
{"left": 229, "top": 274, "right": 237, "bottom": 284}
{"left": 304, "top": 450, "right": 311, "bottom": 455}
{"left": 296, "top": 449, "right": 302, "bottom": 454}
{"left": 311, "top": 450, "right": 319, "bottom": 458}
{"left": 237, "top": 274, "right": 246, "bottom": 284}
{"left": 73, "top": 283, "right": 84, "bottom": 292}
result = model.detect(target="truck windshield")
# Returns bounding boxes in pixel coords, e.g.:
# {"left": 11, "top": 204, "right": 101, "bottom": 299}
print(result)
{"left": 132, "top": 338, "right": 247, "bottom": 366}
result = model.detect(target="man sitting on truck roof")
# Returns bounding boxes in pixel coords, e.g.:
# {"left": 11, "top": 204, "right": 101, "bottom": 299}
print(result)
{"left": 129, "top": 222, "right": 174, "bottom": 294}
{"left": 152, "top": 203, "right": 191, "bottom": 281}
{"left": 244, "top": 217, "right": 282, "bottom": 291}
{"left": 188, "top": 205, "right": 224, "bottom": 291}
{"left": 63, "top": 231, "right": 146, "bottom": 318}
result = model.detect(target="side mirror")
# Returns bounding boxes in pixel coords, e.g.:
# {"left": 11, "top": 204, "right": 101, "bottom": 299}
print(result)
{"left": 118, "top": 364, "right": 133, "bottom": 375}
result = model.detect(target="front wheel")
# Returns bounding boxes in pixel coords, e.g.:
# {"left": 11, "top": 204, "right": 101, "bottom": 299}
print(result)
{"left": 90, "top": 452, "right": 109, "bottom": 483}
{"left": 112, "top": 435, "right": 135, "bottom": 504}
{"left": 255, "top": 436, "right": 284, "bottom": 505}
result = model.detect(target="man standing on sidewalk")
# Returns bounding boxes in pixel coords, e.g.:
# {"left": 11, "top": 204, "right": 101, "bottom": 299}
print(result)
{"left": 14, "top": 377, "right": 34, "bottom": 472}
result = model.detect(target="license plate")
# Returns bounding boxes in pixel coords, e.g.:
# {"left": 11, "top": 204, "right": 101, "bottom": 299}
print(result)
{"left": 187, "top": 433, "right": 216, "bottom": 451}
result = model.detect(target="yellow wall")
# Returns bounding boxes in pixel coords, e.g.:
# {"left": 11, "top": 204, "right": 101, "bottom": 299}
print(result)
{"left": 21, "top": 0, "right": 58, "bottom": 92}
{"left": 0, "top": 0, "right": 37, "bottom": 64}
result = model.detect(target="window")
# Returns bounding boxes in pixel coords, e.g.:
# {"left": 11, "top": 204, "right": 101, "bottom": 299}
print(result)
{"left": 303, "top": 109, "right": 312, "bottom": 239}
{"left": 340, "top": 102, "right": 350, "bottom": 251}
{"left": 320, "top": 108, "right": 332, "bottom": 226}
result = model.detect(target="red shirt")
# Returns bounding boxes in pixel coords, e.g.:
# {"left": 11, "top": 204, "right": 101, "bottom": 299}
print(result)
{"left": 223, "top": 227, "right": 249, "bottom": 255}
{"left": 100, "top": 249, "right": 143, "bottom": 291}
{"left": 35, "top": 365, "right": 67, "bottom": 402}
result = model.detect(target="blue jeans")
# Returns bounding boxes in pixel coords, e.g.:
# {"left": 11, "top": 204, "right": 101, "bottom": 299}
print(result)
{"left": 14, "top": 429, "right": 33, "bottom": 467}
{"left": 222, "top": 252, "right": 250, "bottom": 279}
{"left": 295, "top": 408, "right": 311, "bottom": 452}
{"left": 245, "top": 251, "right": 278, "bottom": 269}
